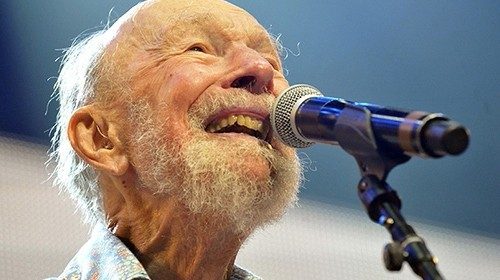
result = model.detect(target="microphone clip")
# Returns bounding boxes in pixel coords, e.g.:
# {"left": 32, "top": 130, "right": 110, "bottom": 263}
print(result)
{"left": 333, "top": 102, "right": 444, "bottom": 280}
{"left": 332, "top": 102, "right": 410, "bottom": 181}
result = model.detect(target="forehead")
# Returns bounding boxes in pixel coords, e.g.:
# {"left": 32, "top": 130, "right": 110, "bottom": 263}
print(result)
{"left": 128, "top": 0, "right": 274, "bottom": 47}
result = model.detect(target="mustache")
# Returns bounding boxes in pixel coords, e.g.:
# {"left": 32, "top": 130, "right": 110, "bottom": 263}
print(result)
{"left": 187, "top": 89, "right": 275, "bottom": 129}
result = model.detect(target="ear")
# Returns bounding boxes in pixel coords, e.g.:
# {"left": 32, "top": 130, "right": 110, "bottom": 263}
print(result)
{"left": 68, "top": 105, "right": 129, "bottom": 176}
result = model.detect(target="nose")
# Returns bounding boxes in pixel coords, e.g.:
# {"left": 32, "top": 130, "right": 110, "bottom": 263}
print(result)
{"left": 221, "top": 46, "right": 275, "bottom": 94}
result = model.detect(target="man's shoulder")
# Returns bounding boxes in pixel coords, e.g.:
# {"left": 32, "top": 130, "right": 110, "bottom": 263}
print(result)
{"left": 48, "top": 223, "right": 150, "bottom": 280}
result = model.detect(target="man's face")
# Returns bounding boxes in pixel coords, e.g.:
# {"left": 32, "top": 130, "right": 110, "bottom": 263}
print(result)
{"left": 114, "top": 0, "right": 301, "bottom": 233}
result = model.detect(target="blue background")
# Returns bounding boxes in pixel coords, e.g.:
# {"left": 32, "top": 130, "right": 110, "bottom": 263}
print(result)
{"left": 1, "top": 1, "right": 499, "bottom": 237}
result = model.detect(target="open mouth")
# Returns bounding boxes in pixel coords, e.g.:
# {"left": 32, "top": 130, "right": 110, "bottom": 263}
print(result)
{"left": 205, "top": 113, "right": 271, "bottom": 143}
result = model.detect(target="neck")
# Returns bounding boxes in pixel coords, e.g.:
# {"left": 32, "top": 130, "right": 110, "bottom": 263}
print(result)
{"left": 104, "top": 184, "right": 249, "bottom": 280}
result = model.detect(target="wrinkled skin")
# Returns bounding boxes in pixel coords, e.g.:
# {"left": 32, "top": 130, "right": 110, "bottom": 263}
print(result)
{"left": 68, "top": 1, "right": 301, "bottom": 279}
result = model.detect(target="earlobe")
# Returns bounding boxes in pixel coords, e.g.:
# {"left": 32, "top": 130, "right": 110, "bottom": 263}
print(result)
{"left": 68, "top": 106, "right": 129, "bottom": 176}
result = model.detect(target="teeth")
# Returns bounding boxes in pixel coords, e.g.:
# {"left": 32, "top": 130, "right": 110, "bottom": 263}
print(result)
{"left": 220, "top": 118, "right": 228, "bottom": 127}
{"left": 207, "top": 114, "right": 266, "bottom": 135}
{"left": 244, "top": 116, "right": 252, "bottom": 126}
{"left": 228, "top": 115, "right": 237, "bottom": 126}
{"left": 237, "top": 115, "right": 245, "bottom": 126}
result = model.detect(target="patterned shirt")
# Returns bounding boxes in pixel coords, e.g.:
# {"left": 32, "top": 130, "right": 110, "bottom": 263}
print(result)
{"left": 47, "top": 223, "right": 261, "bottom": 280}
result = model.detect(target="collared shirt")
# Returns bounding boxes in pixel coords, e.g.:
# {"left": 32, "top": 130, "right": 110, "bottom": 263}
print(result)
{"left": 47, "top": 223, "right": 261, "bottom": 280}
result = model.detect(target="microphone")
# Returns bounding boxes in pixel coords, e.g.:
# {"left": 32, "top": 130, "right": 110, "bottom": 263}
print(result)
{"left": 271, "top": 84, "right": 470, "bottom": 158}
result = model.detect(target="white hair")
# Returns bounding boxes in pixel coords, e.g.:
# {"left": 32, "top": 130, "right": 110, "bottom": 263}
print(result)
{"left": 49, "top": 29, "right": 111, "bottom": 225}
{"left": 48, "top": 0, "right": 147, "bottom": 225}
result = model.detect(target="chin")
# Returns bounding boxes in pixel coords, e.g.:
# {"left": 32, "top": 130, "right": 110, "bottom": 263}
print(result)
{"left": 173, "top": 132, "right": 301, "bottom": 233}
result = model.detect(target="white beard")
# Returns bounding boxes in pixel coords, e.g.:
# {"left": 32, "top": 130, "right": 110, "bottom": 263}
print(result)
{"left": 126, "top": 94, "right": 302, "bottom": 234}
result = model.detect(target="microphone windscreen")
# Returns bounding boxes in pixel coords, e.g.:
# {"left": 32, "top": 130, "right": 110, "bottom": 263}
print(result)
{"left": 271, "top": 84, "right": 322, "bottom": 148}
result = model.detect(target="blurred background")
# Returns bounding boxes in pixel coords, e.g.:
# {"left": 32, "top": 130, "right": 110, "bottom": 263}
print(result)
{"left": 1, "top": 0, "right": 499, "bottom": 279}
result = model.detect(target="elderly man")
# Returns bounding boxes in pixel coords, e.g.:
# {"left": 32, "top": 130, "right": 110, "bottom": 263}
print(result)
{"left": 50, "top": 0, "right": 302, "bottom": 279}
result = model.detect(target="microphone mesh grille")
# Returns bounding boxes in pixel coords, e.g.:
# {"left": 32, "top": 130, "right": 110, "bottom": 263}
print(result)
{"left": 271, "top": 84, "right": 323, "bottom": 148}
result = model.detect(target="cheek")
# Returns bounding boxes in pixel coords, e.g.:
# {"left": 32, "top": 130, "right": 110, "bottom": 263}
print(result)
{"left": 158, "top": 64, "right": 215, "bottom": 105}
{"left": 154, "top": 65, "right": 217, "bottom": 125}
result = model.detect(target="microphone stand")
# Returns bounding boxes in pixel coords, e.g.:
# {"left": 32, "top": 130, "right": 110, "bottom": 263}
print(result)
{"left": 332, "top": 103, "right": 444, "bottom": 280}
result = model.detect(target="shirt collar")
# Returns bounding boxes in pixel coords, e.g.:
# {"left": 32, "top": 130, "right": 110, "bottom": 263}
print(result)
{"left": 58, "top": 223, "right": 261, "bottom": 280}
{"left": 59, "top": 222, "right": 150, "bottom": 279}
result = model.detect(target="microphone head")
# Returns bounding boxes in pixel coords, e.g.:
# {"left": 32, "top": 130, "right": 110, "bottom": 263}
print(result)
{"left": 271, "top": 84, "right": 323, "bottom": 148}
